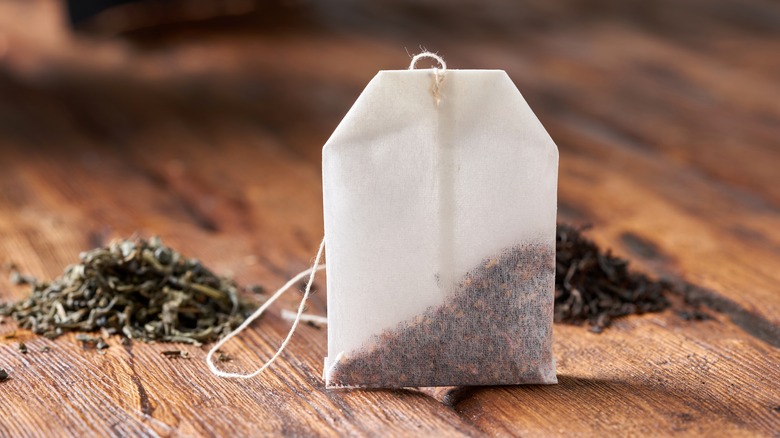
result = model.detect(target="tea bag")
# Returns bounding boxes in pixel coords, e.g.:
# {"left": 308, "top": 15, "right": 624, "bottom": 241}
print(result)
{"left": 322, "top": 54, "right": 559, "bottom": 388}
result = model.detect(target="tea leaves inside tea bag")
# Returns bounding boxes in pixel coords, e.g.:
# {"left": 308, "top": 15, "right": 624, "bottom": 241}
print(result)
{"left": 328, "top": 243, "right": 556, "bottom": 388}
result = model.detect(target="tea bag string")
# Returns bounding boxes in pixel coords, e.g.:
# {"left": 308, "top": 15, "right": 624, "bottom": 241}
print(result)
{"left": 409, "top": 51, "right": 446, "bottom": 106}
{"left": 206, "top": 238, "right": 326, "bottom": 379}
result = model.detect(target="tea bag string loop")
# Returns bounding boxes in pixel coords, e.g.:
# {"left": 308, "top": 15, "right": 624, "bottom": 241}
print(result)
{"left": 408, "top": 51, "right": 446, "bottom": 71}
{"left": 206, "top": 238, "right": 326, "bottom": 379}
{"left": 409, "top": 51, "right": 446, "bottom": 106}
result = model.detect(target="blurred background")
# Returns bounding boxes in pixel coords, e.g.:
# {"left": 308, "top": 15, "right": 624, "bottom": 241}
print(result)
{"left": 0, "top": 0, "right": 778, "bottom": 280}
{"left": 1, "top": 4, "right": 779, "bottom": 434}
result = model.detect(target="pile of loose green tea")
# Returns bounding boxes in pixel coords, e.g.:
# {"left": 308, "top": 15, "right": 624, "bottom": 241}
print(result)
{"left": 554, "top": 224, "right": 672, "bottom": 332}
{"left": 0, "top": 237, "right": 254, "bottom": 345}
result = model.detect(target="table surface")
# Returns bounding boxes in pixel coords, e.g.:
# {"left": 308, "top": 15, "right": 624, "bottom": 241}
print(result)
{"left": 0, "top": 0, "right": 779, "bottom": 436}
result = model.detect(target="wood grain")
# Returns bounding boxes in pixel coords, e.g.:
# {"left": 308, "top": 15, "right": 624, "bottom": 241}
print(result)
{"left": 0, "top": 0, "right": 779, "bottom": 436}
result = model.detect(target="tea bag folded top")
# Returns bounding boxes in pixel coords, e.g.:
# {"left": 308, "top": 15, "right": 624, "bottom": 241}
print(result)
{"left": 322, "top": 56, "right": 559, "bottom": 388}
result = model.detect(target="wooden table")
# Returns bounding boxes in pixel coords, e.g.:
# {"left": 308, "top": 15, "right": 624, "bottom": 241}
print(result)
{"left": 0, "top": 0, "right": 778, "bottom": 436}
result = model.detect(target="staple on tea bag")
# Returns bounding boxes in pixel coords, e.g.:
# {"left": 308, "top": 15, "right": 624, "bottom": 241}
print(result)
{"left": 206, "top": 239, "right": 325, "bottom": 379}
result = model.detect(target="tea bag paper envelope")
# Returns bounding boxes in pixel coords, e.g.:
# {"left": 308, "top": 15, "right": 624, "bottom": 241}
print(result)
{"left": 322, "top": 69, "right": 558, "bottom": 388}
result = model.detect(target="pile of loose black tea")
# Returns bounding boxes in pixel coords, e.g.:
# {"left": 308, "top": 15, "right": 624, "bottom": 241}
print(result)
{"left": 0, "top": 237, "right": 254, "bottom": 345}
{"left": 328, "top": 244, "right": 556, "bottom": 388}
{"left": 554, "top": 224, "right": 671, "bottom": 332}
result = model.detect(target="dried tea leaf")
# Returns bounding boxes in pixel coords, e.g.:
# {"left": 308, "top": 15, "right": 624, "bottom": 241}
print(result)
{"left": 216, "top": 351, "right": 231, "bottom": 362}
{"left": 75, "top": 334, "right": 102, "bottom": 344}
{"left": 161, "top": 350, "right": 189, "bottom": 359}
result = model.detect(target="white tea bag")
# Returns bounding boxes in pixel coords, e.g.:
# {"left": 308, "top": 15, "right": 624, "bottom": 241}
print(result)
{"left": 322, "top": 56, "right": 559, "bottom": 388}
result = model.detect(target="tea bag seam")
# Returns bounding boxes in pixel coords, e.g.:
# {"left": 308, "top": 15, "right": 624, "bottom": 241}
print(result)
{"left": 206, "top": 238, "right": 326, "bottom": 379}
